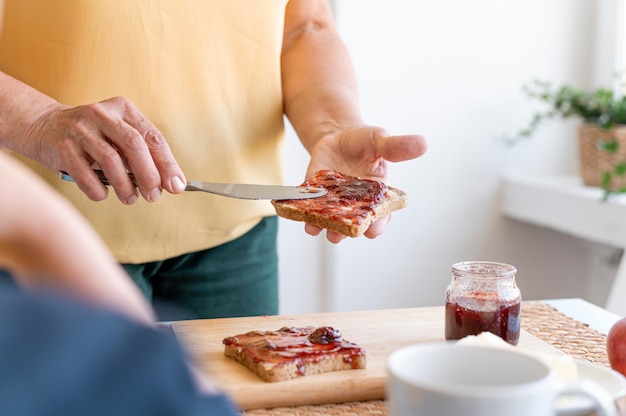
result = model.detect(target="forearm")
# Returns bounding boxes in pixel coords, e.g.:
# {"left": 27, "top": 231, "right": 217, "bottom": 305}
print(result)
{"left": 281, "top": 0, "right": 364, "bottom": 153}
{"left": 9, "top": 230, "right": 155, "bottom": 324}
{"left": 0, "top": 71, "right": 61, "bottom": 157}
{"left": 5, "top": 244, "right": 156, "bottom": 325}
{"left": 0, "top": 153, "right": 155, "bottom": 324}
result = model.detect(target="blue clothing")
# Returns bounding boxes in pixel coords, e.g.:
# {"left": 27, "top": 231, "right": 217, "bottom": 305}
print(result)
{"left": 0, "top": 279, "right": 239, "bottom": 416}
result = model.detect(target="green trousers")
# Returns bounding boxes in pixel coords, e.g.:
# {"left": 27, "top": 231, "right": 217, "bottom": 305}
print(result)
{"left": 122, "top": 216, "right": 278, "bottom": 320}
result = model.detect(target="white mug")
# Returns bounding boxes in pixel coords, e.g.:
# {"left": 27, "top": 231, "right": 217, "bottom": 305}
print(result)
{"left": 387, "top": 342, "right": 617, "bottom": 416}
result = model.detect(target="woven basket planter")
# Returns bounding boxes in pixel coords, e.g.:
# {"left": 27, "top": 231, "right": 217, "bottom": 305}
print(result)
{"left": 578, "top": 124, "right": 626, "bottom": 190}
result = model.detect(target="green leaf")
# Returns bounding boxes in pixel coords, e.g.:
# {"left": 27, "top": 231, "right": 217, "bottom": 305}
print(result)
{"left": 597, "top": 140, "right": 619, "bottom": 153}
{"left": 504, "top": 79, "right": 626, "bottom": 201}
{"left": 615, "top": 162, "right": 626, "bottom": 176}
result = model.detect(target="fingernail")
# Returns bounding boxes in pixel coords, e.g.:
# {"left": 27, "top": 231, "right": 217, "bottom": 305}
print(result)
{"left": 148, "top": 187, "right": 162, "bottom": 202}
{"left": 172, "top": 176, "right": 186, "bottom": 193}
{"left": 126, "top": 194, "right": 139, "bottom": 205}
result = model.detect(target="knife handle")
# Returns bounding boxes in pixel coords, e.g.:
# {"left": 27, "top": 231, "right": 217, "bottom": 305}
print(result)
{"left": 60, "top": 169, "right": 138, "bottom": 187}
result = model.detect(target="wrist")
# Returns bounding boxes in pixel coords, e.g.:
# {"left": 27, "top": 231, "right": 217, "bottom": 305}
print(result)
{"left": 0, "top": 72, "right": 61, "bottom": 157}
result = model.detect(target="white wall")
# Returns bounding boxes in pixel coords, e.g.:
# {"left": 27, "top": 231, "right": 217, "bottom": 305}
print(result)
{"left": 278, "top": 0, "right": 621, "bottom": 314}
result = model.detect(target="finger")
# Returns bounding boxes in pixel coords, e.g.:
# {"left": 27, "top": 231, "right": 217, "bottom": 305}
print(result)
{"left": 81, "top": 128, "right": 142, "bottom": 204}
{"left": 363, "top": 214, "right": 391, "bottom": 239}
{"left": 93, "top": 99, "right": 163, "bottom": 201}
{"left": 108, "top": 120, "right": 163, "bottom": 202}
{"left": 305, "top": 223, "right": 324, "bottom": 236}
{"left": 305, "top": 223, "right": 347, "bottom": 243}
{"left": 115, "top": 98, "right": 186, "bottom": 195}
{"left": 377, "top": 134, "right": 428, "bottom": 163}
{"left": 99, "top": 165, "right": 140, "bottom": 205}
{"left": 325, "top": 230, "right": 347, "bottom": 244}
{"left": 62, "top": 158, "right": 110, "bottom": 202}
{"left": 57, "top": 136, "right": 140, "bottom": 204}
{"left": 142, "top": 124, "right": 187, "bottom": 194}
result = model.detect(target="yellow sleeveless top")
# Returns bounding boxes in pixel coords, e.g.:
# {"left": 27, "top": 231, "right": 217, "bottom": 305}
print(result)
{"left": 0, "top": 0, "right": 289, "bottom": 263}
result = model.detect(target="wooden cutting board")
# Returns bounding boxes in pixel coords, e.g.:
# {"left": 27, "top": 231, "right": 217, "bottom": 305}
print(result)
{"left": 171, "top": 307, "right": 564, "bottom": 410}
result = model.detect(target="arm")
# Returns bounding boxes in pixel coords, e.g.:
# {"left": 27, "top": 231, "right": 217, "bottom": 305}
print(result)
{"left": 281, "top": 0, "right": 363, "bottom": 150}
{"left": 0, "top": 151, "right": 155, "bottom": 324}
{"left": 281, "top": 0, "right": 428, "bottom": 242}
{"left": 0, "top": 71, "right": 186, "bottom": 204}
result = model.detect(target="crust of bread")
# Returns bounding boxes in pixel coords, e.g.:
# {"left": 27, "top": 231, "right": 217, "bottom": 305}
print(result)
{"left": 224, "top": 343, "right": 366, "bottom": 382}
{"left": 272, "top": 185, "right": 407, "bottom": 238}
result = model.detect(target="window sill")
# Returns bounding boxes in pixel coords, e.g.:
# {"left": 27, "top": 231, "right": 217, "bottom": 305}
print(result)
{"left": 500, "top": 172, "right": 626, "bottom": 248}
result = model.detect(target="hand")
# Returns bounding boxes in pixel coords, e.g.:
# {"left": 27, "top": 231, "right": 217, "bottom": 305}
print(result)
{"left": 24, "top": 96, "right": 186, "bottom": 204}
{"left": 304, "top": 125, "right": 427, "bottom": 243}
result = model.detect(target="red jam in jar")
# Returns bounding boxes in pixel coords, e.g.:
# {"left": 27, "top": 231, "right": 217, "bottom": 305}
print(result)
{"left": 444, "top": 261, "right": 521, "bottom": 345}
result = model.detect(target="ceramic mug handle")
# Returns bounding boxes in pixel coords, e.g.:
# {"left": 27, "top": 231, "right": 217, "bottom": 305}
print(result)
{"left": 555, "top": 379, "right": 617, "bottom": 416}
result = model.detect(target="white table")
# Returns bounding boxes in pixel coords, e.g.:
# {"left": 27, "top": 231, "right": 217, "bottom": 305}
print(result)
{"left": 546, "top": 297, "right": 623, "bottom": 335}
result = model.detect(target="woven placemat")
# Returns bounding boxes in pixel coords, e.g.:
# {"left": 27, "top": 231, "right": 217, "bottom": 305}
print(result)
{"left": 244, "top": 302, "right": 611, "bottom": 416}
{"left": 521, "top": 301, "right": 610, "bottom": 367}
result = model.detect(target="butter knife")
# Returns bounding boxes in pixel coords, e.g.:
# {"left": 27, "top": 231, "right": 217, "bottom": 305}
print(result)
{"left": 59, "top": 170, "right": 327, "bottom": 200}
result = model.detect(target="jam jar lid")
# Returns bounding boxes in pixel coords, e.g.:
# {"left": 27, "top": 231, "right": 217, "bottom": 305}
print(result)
{"left": 451, "top": 261, "right": 517, "bottom": 279}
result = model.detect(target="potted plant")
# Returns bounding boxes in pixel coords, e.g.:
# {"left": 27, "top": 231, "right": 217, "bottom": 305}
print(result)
{"left": 506, "top": 79, "right": 626, "bottom": 200}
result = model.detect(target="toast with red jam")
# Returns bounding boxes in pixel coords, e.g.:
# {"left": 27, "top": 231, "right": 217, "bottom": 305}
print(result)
{"left": 271, "top": 170, "right": 407, "bottom": 237}
{"left": 222, "top": 326, "right": 366, "bottom": 382}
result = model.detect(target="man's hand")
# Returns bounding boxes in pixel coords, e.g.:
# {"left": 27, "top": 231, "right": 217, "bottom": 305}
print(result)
{"left": 303, "top": 125, "right": 427, "bottom": 243}
{"left": 24, "top": 96, "right": 186, "bottom": 205}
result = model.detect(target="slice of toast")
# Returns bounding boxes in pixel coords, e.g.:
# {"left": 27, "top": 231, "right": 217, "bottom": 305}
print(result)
{"left": 222, "top": 326, "right": 366, "bottom": 382}
{"left": 271, "top": 170, "right": 407, "bottom": 237}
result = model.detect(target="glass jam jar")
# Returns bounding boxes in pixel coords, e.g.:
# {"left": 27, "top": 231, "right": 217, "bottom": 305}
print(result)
{"left": 444, "top": 261, "right": 521, "bottom": 345}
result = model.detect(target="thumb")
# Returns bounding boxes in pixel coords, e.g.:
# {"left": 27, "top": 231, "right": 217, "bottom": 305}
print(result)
{"left": 378, "top": 134, "right": 428, "bottom": 162}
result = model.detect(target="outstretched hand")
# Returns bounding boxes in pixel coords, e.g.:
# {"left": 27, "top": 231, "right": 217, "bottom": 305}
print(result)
{"left": 303, "top": 125, "right": 427, "bottom": 243}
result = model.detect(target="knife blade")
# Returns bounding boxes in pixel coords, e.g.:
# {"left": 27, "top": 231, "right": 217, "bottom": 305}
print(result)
{"left": 59, "top": 170, "right": 327, "bottom": 200}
